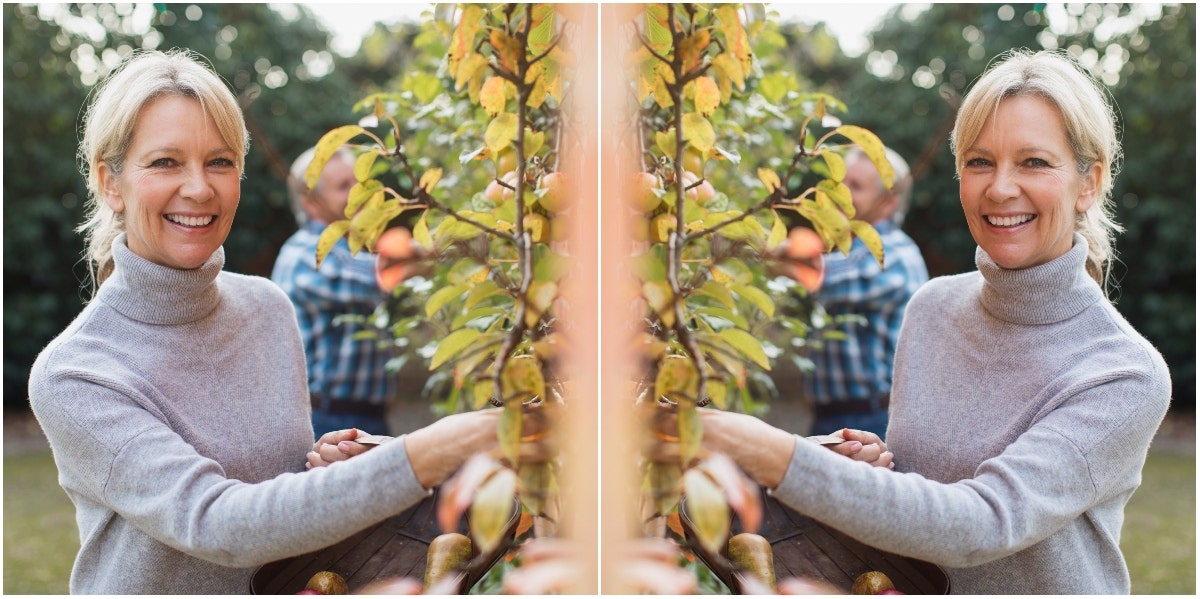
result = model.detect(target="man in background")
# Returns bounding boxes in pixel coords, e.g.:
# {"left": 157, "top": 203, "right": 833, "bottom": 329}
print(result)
{"left": 272, "top": 147, "right": 393, "bottom": 437}
{"left": 807, "top": 146, "right": 928, "bottom": 439}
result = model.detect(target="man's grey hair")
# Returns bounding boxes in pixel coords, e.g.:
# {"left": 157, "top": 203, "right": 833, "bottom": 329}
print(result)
{"left": 846, "top": 146, "right": 913, "bottom": 225}
{"left": 287, "top": 146, "right": 355, "bottom": 226}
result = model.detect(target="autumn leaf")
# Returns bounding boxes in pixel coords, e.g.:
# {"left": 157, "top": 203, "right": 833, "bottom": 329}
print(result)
{"left": 757, "top": 168, "right": 781, "bottom": 193}
{"left": 655, "top": 355, "right": 699, "bottom": 404}
{"left": 481, "top": 76, "right": 507, "bottom": 117}
{"left": 306, "top": 126, "right": 364, "bottom": 190}
{"left": 501, "top": 354, "right": 545, "bottom": 404}
{"left": 470, "top": 468, "right": 517, "bottom": 554}
{"left": 419, "top": 168, "right": 443, "bottom": 192}
{"left": 315, "top": 220, "right": 351, "bottom": 268}
{"left": 682, "top": 113, "right": 716, "bottom": 155}
{"left": 678, "top": 404, "right": 702, "bottom": 463}
{"left": 485, "top": 112, "right": 519, "bottom": 155}
{"left": 694, "top": 76, "right": 720, "bottom": 117}
{"left": 717, "top": 328, "right": 770, "bottom": 370}
{"left": 429, "top": 328, "right": 482, "bottom": 370}
{"left": 683, "top": 468, "right": 731, "bottom": 556}
{"left": 353, "top": 151, "right": 378, "bottom": 182}
{"left": 834, "top": 125, "right": 894, "bottom": 189}
{"left": 498, "top": 403, "right": 522, "bottom": 465}
{"left": 851, "top": 220, "right": 886, "bottom": 268}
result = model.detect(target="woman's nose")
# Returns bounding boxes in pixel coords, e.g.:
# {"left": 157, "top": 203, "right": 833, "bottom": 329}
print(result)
{"left": 985, "top": 165, "right": 1018, "bottom": 203}
{"left": 180, "top": 165, "right": 215, "bottom": 202}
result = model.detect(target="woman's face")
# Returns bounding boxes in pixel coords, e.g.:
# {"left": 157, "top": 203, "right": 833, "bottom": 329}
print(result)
{"left": 958, "top": 95, "right": 1100, "bottom": 271}
{"left": 99, "top": 95, "right": 240, "bottom": 270}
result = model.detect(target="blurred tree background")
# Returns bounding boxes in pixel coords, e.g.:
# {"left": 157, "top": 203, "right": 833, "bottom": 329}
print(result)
{"left": 3, "top": 3, "right": 1194, "bottom": 413}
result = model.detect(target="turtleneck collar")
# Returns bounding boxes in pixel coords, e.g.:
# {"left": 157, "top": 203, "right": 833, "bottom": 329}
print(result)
{"left": 97, "top": 233, "right": 225, "bottom": 325}
{"left": 976, "top": 233, "right": 1105, "bottom": 325}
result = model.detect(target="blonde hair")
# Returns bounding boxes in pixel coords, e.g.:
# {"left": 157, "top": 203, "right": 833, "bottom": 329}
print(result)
{"left": 76, "top": 48, "right": 249, "bottom": 292}
{"left": 950, "top": 48, "right": 1123, "bottom": 292}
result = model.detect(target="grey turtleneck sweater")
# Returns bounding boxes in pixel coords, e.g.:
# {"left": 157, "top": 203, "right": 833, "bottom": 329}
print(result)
{"left": 29, "top": 235, "right": 428, "bottom": 594}
{"left": 773, "top": 235, "right": 1171, "bottom": 594}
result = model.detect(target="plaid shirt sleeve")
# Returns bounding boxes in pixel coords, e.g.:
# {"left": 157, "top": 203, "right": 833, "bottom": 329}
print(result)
{"left": 270, "top": 221, "right": 393, "bottom": 406}
{"left": 806, "top": 221, "right": 929, "bottom": 405}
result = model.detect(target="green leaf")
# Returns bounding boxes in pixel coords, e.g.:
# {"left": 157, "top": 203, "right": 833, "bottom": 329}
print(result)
{"left": 402, "top": 71, "right": 442, "bottom": 104}
{"left": 426, "top": 283, "right": 469, "bottom": 318}
{"left": 718, "top": 328, "right": 771, "bottom": 370}
{"left": 655, "top": 129, "right": 677, "bottom": 162}
{"left": 452, "top": 306, "right": 509, "bottom": 329}
{"left": 758, "top": 72, "right": 793, "bottom": 104}
{"left": 682, "top": 112, "right": 716, "bottom": 155}
{"left": 315, "top": 220, "right": 351, "bottom": 268}
{"left": 523, "top": 129, "right": 546, "bottom": 159}
{"left": 524, "top": 281, "right": 558, "bottom": 328}
{"left": 484, "top": 112, "right": 519, "bottom": 155}
{"left": 823, "top": 151, "right": 846, "bottom": 183}
{"left": 465, "top": 279, "right": 506, "bottom": 310}
{"left": 631, "top": 250, "right": 668, "bottom": 283}
{"left": 429, "top": 328, "right": 482, "bottom": 370}
{"left": 306, "top": 125, "right": 364, "bottom": 190}
{"left": 643, "top": 281, "right": 676, "bottom": 329}
{"left": 655, "top": 355, "right": 699, "bottom": 404}
{"left": 693, "top": 279, "right": 736, "bottom": 310}
{"left": 501, "top": 355, "right": 544, "bottom": 403}
{"left": 733, "top": 283, "right": 775, "bottom": 319}
{"left": 690, "top": 305, "right": 748, "bottom": 330}
{"left": 834, "top": 125, "right": 894, "bottom": 189}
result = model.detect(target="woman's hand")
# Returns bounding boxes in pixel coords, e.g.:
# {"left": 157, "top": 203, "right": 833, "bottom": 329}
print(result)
{"left": 403, "top": 409, "right": 500, "bottom": 489}
{"left": 698, "top": 408, "right": 796, "bottom": 489}
{"left": 822, "top": 428, "right": 894, "bottom": 469}
{"left": 306, "top": 428, "right": 379, "bottom": 469}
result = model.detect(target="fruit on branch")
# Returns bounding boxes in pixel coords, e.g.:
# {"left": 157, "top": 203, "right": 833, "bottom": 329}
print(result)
{"left": 486, "top": 171, "right": 521, "bottom": 205}
{"left": 851, "top": 571, "right": 896, "bottom": 595}
{"left": 524, "top": 213, "right": 550, "bottom": 243}
{"left": 770, "top": 227, "right": 825, "bottom": 293}
{"left": 424, "top": 533, "right": 474, "bottom": 590}
{"left": 679, "top": 171, "right": 715, "bottom": 206}
{"left": 536, "top": 172, "right": 571, "bottom": 213}
{"left": 629, "top": 172, "right": 664, "bottom": 213}
{"left": 304, "top": 571, "right": 348, "bottom": 595}
{"left": 374, "top": 227, "right": 420, "bottom": 293}
{"left": 726, "top": 533, "right": 777, "bottom": 591}
{"left": 496, "top": 147, "right": 518, "bottom": 177}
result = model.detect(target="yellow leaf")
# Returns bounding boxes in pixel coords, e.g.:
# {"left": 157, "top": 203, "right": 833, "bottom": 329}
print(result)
{"left": 501, "top": 355, "right": 544, "bottom": 404}
{"left": 644, "top": 462, "right": 682, "bottom": 517}
{"left": 413, "top": 210, "right": 432, "bottom": 250}
{"left": 470, "top": 468, "right": 517, "bottom": 554}
{"left": 345, "top": 179, "right": 384, "bottom": 218}
{"left": 480, "top": 76, "right": 507, "bottom": 117}
{"left": 694, "top": 76, "right": 720, "bottom": 117}
{"left": 524, "top": 281, "right": 558, "bottom": 328}
{"left": 454, "top": 52, "right": 487, "bottom": 94}
{"left": 490, "top": 29, "right": 523, "bottom": 73}
{"left": 642, "top": 280, "right": 676, "bottom": 329}
{"left": 823, "top": 150, "right": 846, "bottom": 182}
{"left": 655, "top": 354, "right": 699, "bottom": 404}
{"left": 678, "top": 30, "right": 711, "bottom": 72}
{"left": 683, "top": 468, "right": 731, "bottom": 555}
{"left": 768, "top": 211, "right": 788, "bottom": 250}
{"left": 712, "top": 52, "right": 745, "bottom": 93}
{"left": 523, "top": 129, "right": 546, "bottom": 159}
{"left": 643, "top": 3, "right": 672, "bottom": 55}
{"left": 706, "top": 379, "right": 728, "bottom": 409}
{"left": 306, "top": 126, "right": 364, "bottom": 190}
{"left": 485, "top": 113, "right": 519, "bottom": 155}
{"left": 834, "top": 125, "right": 894, "bottom": 189}
{"left": 851, "top": 220, "right": 886, "bottom": 268}
{"left": 498, "top": 403, "right": 522, "bottom": 465}
{"left": 816, "top": 179, "right": 854, "bottom": 218}
{"left": 678, "top": 404, "right": 702, "bottom": 462}
{"left": 426, "top": 282, "right": 469, "bottom": 319}
{"left": 733, "top": 283, "right": 775, "bottom": 319}
{"left": 518, "top": 462, "right": 553, "bottom": 516}
{"left": 315, "top": 220, "right": 351, "bottom": 268}
{"left": 473, "top": 379, "right": 495, "bottom": 409}
{"left": 353, "top": 151, "right": 378, "bottom": 182}
{"left": 682, "top": 113, "right": 716, "bottom": 155}
{"left": 757, "top": 168, "right": 781, "bottom": 193}
{"left": 655, "top": 129, "right": 677, "bottom": 161}
{"left": 448, "top": 5, "right": 484, "bottom": 65}
{"left": 419, "top": 168, "right": 443, "bottom": 192}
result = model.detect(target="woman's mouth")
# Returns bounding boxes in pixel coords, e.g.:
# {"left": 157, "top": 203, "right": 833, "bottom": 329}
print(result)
{"left": 165, "top": 214, "right": 217, "bottom": 228}
{"left": 985, "top": 214, "right": 1035, "bottom": 228}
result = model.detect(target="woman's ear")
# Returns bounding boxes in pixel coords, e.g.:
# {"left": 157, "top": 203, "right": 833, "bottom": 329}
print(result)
{"left": 97, "top": 161, "right": 124, "bottom": 213}
{"left": 1075, "top": 161, "right": 1102, "bottom": 213}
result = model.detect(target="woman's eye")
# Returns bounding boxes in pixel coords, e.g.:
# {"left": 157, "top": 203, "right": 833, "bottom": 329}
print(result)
{"left": 965, "top": 157, "right": 991, "bottom": 168}
{"left": 149, "top": 158, "right": 175, "bottom": 167}
{"left": 210, "top": 157, "right": 235, "bottom": 168}
{"left": 1025, "top": 157, "right": 1050, "bottom": 167}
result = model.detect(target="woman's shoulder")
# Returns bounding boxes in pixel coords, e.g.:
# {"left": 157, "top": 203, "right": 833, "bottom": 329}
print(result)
{"left": 218, "top": 271, "right": 292, "bottom": 306}
{"left": 906, "top": 270, "right": 981, "bottom": 311}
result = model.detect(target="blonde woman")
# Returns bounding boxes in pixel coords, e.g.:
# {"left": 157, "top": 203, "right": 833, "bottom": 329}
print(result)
{"left": 702, "top": 49, "right": 1170, "bottom": 594}
{"left": 29, "top": 49, "right": 497, "bottom": 594}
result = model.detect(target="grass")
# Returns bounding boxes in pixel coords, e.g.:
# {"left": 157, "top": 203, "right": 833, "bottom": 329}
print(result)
{"left": 4, "top": 444, "right": 1195, "bottom": 594}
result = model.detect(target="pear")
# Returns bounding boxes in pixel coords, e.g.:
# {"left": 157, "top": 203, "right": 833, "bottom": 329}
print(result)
{"left": 726, "top": 533, "right": 776, "bottom": 591}
{"left": 851, "top": 570, "right": 896, "bottom": 595}
{"left": 424, "top": 532, "right": 473, "bottom": 590}
{"left": 304, "top": 570, "right": 348, "bottom": 595}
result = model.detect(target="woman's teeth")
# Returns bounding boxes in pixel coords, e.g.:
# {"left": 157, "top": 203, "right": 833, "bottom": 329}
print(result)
{"left": 986, "top": 214, "right": 1034, "bottom": 227}
{"left": 166, "top": 214, "right": 215, "bottom": 227}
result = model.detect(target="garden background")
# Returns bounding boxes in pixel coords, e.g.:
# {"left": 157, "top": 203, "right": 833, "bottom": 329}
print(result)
{"left": 3, "top": 3, "right": 1194, "bottom": 593}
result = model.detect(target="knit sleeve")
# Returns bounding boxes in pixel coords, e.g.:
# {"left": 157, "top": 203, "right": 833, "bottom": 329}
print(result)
{"left": 33, "top": 370, "right": 429, "bottom": 569}
{"left": 771, "top": 362, "right": 1168, "bottom": 568}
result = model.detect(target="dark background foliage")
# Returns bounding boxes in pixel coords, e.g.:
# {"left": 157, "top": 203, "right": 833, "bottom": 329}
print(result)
{"left": 4, "top": 3, "right": 1194, "bottom": 411}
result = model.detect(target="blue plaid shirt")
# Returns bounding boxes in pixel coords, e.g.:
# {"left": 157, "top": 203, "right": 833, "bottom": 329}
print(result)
{"left": 271, "top": 220, "right": 392, "bottom": 407}
{"left": 806, "top": 220, "right": 928, "bottom": 406}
